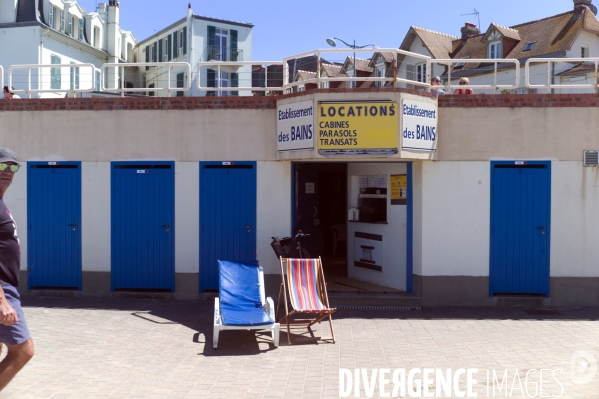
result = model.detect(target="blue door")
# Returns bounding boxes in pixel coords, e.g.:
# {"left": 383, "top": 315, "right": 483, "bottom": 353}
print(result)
{"left": 111, "top": 162, "right": 174, "bottom": 291}
{"left": 200, "top": 162, "right": 256, "bottom": 291}
{"left": 28, "top": 162, "right": 82, "bottom": 289}
{"left": 490, "top": 161, "right": 551, "bottom": 296}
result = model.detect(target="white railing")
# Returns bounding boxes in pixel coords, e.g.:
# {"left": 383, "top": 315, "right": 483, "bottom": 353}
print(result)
{"left": 525, "top": 58, "right": 599, "bottom": 90}
{"left": 0, "top": 65, "right": 3, "bottom": 93}
{"left": 196, "top": 60, "right": 284, "bottom": 93}
{"left": 282, "top": 48, "right": 432, "bottom": 92}
{"left": 8, "top": 63, "right": 96, "bottom": 97}
{"left": 102, "top": 62, "right": 192, "bottom": 97}
{"left": 431, "top": 59, "right": 520, "bottom": 93}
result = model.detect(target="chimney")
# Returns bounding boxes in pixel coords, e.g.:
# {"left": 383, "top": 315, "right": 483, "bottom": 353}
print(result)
{"left": 574, "top": 0, "right": 597, "bottom": 14}
{"left": 460, "top": 22, "right": 480, "bottom": 39}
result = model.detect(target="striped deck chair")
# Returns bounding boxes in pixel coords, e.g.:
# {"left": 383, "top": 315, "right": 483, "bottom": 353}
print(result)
{"left": 276, "top": 257, "right": 336, "bottom": 344}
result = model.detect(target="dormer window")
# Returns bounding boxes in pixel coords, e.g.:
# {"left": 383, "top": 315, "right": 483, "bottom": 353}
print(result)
{"left": 455, "top": 57, "right": 470, "bottom": 68}
{"left": 375, "top": 62, "right": 385, "bottom": 88}
{"left": 523, "top": 41, "right": 536, "bottom": 52}
{"left": 489, "top": 41, "right": 502, "bottom": 59}
{"left": 581, "top": 45, "right": 589, "bottom": 58}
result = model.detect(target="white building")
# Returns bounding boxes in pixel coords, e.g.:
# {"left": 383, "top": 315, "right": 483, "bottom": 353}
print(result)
{"left": 134, "top": 5, "right": 253, "bottom": 97}
{"left": 0, "top": 0, "right": 135, "bottom": 97}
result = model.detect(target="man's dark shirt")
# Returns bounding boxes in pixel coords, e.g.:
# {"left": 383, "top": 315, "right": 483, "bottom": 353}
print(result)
{"left": 0, "top": 199, "right": 20, "bottom": 287}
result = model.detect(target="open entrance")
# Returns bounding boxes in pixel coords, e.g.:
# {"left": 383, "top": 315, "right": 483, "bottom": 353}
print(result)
{"left": 294, "top": 162, "right": 411, "bottom": 293}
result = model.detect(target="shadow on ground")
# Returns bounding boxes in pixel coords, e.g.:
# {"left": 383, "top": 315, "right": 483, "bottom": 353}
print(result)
{"left": 21, "top": 296, "right": 599, "bottom": 356}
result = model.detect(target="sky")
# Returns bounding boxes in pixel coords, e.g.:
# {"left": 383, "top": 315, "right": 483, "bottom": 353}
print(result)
{"left": 76, "top": 0, "right": 573, "bottom": 61}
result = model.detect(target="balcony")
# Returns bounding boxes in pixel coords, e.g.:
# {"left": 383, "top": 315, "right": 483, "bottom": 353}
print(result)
{"left": 206, "top": 46, "right": 243, "bottom": 62}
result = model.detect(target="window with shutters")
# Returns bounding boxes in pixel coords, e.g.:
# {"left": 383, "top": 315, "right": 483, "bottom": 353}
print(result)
{"left": 172, "top": 31, "right": 178, "bottom": 58}
{"left": 489, "top": 41, "right": 502, "bottom": 59}
{"left": 51, "top": 55, "right": 61, "bottom": 90}
{"left": 60, "top": 9, "right": 65, "bottom": 32}
{"left": 215, "top": 28, "right": 227, "bottom": 61}
{"left": 218, "top": 72, "right": 229, "bottom": 96}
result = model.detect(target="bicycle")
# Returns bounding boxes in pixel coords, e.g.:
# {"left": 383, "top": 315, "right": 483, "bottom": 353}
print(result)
{"left": 270, "top": 231, "right": 310, "bottom": 259}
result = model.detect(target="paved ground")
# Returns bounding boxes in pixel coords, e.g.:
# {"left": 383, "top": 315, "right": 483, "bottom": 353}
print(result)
{"left": 1, "top": 297, "right": 599, "bottom": 398}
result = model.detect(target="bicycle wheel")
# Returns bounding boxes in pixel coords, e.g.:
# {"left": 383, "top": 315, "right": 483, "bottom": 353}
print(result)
{"left": 298, "top": 246, "right": 310, "bottom": 259}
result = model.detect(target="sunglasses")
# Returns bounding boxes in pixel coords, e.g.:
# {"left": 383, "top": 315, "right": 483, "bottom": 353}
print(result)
{"left": 460, "top": 82, "right": 468, "bottom": 85}
{"left": 0, "top": 163, "right": 20, "bottom": 172}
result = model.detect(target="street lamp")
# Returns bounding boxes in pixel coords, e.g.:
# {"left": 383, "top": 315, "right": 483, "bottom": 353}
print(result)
{"left": 326, "top": 37, "right": 378, "bottom": 88}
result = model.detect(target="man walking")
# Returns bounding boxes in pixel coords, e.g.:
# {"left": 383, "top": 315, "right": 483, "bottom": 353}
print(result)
{"left": 0, "top": 148, "right": 33, "bottom": 391}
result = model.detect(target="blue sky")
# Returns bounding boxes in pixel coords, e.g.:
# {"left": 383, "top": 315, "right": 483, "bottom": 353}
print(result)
{"left": 78, "top": 0, "right": 573, "bottom": 61}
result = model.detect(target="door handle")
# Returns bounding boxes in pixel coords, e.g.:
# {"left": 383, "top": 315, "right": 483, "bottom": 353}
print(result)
{"left": 243, "top": 225, "right": 251, "bottom": 232}
{"left": 536, "top": 226, "right": 545, "bottom": 230}
{"left": 160, "top": 224, "right": 170, "bottom": 232}
{"left": 67, "top": 223, "right": 77, "bottom": 231}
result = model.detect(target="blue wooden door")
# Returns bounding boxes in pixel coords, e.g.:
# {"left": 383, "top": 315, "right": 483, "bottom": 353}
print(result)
{"left": 199, "top": 162, "right": 256, "bottom": 291}
{"left": 490, "top": 161, "right": 551, "bottom": 296}
{"left": 28, "top": 162, "right": 82, "bottom": 289}
{"left": 111, "top": 162, "right": 174, "bottom": 291}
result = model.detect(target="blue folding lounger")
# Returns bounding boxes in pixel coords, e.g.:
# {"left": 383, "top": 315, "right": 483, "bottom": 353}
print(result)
{"left": 213, "top": 260, "right": 280, "bottom": 348}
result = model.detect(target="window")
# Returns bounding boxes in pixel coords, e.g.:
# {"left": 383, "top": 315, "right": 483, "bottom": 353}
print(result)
{"left": 455, "top": 57, "right": 470, "bottom": 68}
{"left": 51, "top": 55, "right": 61, "bottom": 90}
{"left": 320, "top": 73, "right": 329, "bottom": 89}
{"left": 68, "top": 14, "right": 73, "bottom": 36}
{"left": 215, "top": 28, "right": 227, "bottom": 61}
{"left": 93, "top": 26, "right": 100, "bottom": 47}
{"left": 375, "top": 65, "right": 385, "bottom": 88}
{"left": 95, "top": 70, "right": 101, "bottom": 91}
{"left": 416, "top": 63, "right": 427, "bottom": 83}
{"left": 60, "top": 9, "right": 65, "bottom": 32}
{"left": 78, "top": 18, "right": 84, "bottom": 40}
{"left": 523, "top": 41, "right": 536, "bottom": 52}
{"left": 489, "top": 41, "right": 502, "bottom": 59}
{"left": 70, "top": 62, "right": 79, "bottom": 90}
{"left": 218, "top": 71, "right": 229, "bottom": 96}
{"left": 148, "top": 83, "right": 155, "bottom": 97}
{"left": 581, "top": 45, "right": 589, "bottom": 58}
{"left": 163, "top": 38, "right": 169, "bottom": 61}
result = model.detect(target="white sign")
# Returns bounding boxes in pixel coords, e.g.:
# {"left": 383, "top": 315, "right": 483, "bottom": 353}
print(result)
{"left": 277, "top": 100, "right": 315, "bottom": 151}
{"left": 402, "top": 99, "right": 437, "bottom": 151}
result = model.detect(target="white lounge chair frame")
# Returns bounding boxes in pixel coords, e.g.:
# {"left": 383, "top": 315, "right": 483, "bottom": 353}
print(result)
{"left": 213, "top": 265, "right": 280, "bottom": 348}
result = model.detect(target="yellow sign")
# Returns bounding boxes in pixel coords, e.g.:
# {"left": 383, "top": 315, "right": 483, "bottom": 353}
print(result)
{"left": 317, "top": 102, "right": 399, "bottom": 156}
{"left": 390, "top": 174, "right": 407, "bottom": 205}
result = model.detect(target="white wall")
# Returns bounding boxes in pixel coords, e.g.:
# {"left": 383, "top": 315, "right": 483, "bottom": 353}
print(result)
{"left": 420, "top": 161, "right": 490, "bottom": 276}
{"left": 82, "top": 162, "right": 110, "bottom": 272}
{"left": 551, "top": 161, "right": 599, "bottom": 277}
{"left": 256, "top": 161, "right": 291, "bottom": 274}
{"left": 347, "top": 163, "right": 407, "bottom": 290}
{"left": 175, "top": 162, "right": 199, "bottom": 274}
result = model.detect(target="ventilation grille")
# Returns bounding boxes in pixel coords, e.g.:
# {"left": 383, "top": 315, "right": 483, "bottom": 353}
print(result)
{"left": 334, "top": 305, "right": 421, "bottom": 311}
{"left": 584, "top": 151, "right": 599, "bottom": 167}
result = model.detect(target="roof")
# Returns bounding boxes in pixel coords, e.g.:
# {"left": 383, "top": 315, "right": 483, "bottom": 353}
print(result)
{"left": 451, "top": 7, "right": 599, "bottom": 73}
{"left": 486, "top": 23, "right": 521, "bottom": 41}
{"left": 320, "top": 63, "right": 342, "bottom": 77}
{"left": 555, "top": 62, "right": 597, "bottom": 76}
{"left": 400, "top": 27, "right": 458, "bottom": 59}
{"left": 294, "top": 70, "right": 316, "bottom": 82}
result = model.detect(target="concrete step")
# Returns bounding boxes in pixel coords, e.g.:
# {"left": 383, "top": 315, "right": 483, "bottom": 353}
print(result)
{"left": 490, "top": 295, "right": 550, "bottom": 308}
{"left": 327, "top": 292, "right": 421, "bottom": 308}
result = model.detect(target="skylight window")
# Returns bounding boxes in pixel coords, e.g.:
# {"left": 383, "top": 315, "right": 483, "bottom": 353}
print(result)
{"left": 523, "top": 41, "right": 537, "bottom": 52}
{"left": 454, "top": 57, "right": 470, "bottom": 68}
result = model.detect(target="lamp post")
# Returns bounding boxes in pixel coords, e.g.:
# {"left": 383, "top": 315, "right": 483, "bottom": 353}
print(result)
{"left": 326, "top": 37, "right": 377, "bottom": 88}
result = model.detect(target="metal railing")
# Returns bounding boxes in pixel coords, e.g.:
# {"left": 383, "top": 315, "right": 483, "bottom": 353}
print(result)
{"left": 101, "top": 62, "right": 191, "bottom": 97}
{"left": 206, "top": 45, "right": 243, "bottom": 62}
{"left": 431, "top": 59, "right": 520, "bottom": 93}
{"left": 282, "top": 48, "right": 432, "bottom": 92}
{"left": 8, "top": 63, "right": 96, "bottom": 97}
{"left": 525, "top": 58, "right": 599, "bottom": 91}
{"left": 196, "top": 61, "right": 284, "bottom": 93}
